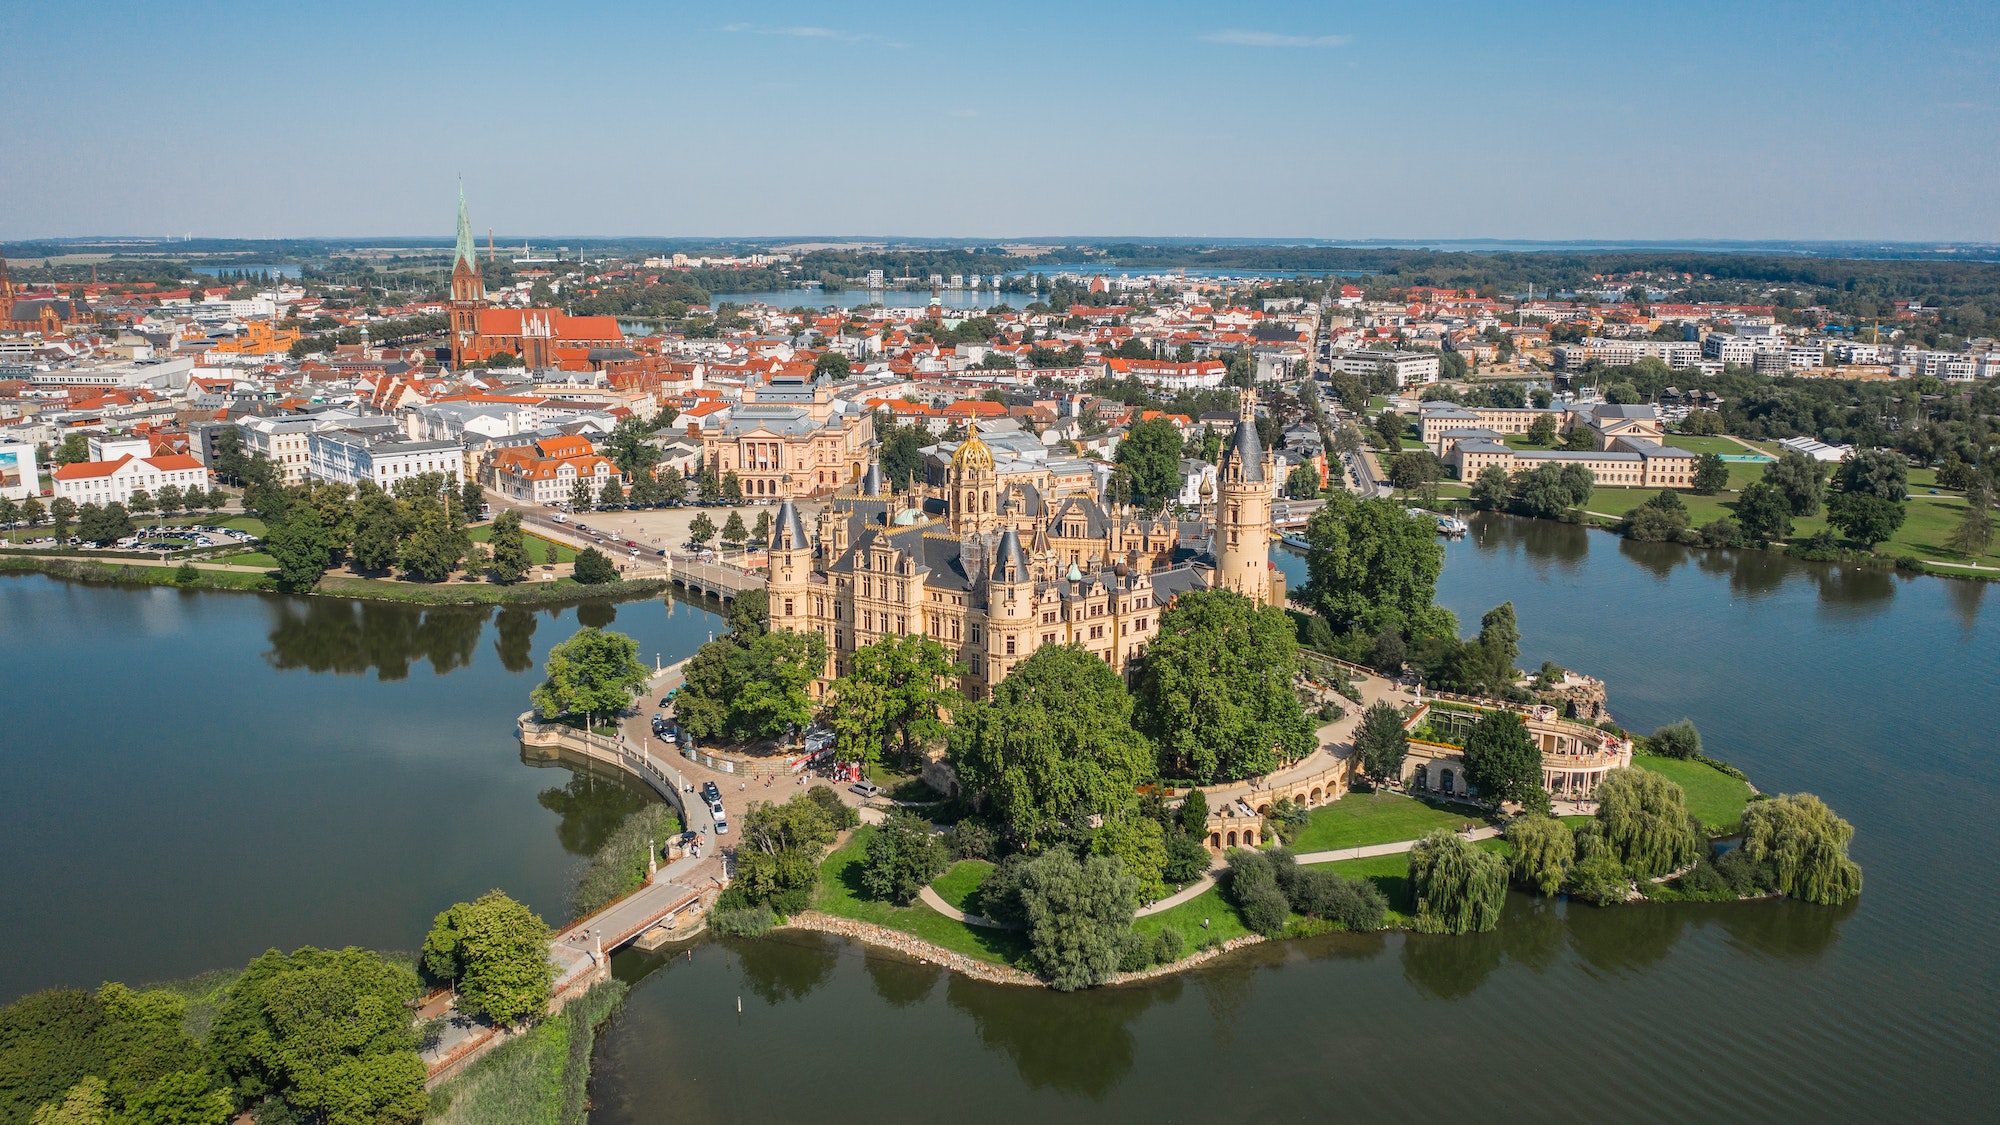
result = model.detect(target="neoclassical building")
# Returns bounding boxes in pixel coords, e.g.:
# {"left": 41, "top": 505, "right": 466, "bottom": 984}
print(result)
{"left": 767, "top": 394, "right": 1283, "bottom": 698}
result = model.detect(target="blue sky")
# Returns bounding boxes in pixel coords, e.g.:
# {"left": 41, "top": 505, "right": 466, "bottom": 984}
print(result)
{"left": 3, "top": 0, "right": 1996, "bottom": 241}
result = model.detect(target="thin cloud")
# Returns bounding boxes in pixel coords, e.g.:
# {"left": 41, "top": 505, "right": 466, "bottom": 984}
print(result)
{"left": 1202, "top": 30, "right": 1351, "bottom": 48}
{"left": 720, "top": 23, "right": 908, "bottom": 48}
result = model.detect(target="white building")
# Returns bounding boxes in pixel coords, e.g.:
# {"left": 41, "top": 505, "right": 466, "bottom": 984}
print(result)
{"left": 0, "top": 441, "right": 39, "bottom": 500}
{"left": 307, "top": 430, "right": 466, "bottom": 489}
{"left": 51, "top": 453, "right": 208, "bottom": 507}
{"left": 1329, "top": 349, "right": 1441, "bottom": 387}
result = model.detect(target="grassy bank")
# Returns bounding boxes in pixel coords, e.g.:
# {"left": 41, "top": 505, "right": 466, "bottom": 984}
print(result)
{"left": 1129, "top": 885, "right": 1253, "bottom": 949}
{"left": 1633, "top": 753, "right": 1756, "bottom": 833}
{"left": 429, "top": 980, "right": 628, "bottom": 1125}
{"left": 1310, "top": 839, "right": 1512, "bottom": 922}
{"left": 0, "top": 555, "right": 276, "bottom": 592}
{"left": 468, "top": 525, "right": 579, "bottom": 566}
{"left": 571, "top": 805, "right": 682, "bottom": 921}
{"left": 2, "top": 554, "right": 671, "bottom": 605}
{"left": 816, "top": 827, "right": 1029, "bottom": 965}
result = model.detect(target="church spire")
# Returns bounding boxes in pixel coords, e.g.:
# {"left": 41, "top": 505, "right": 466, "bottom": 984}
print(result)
{"left": 454, "top": 182, "right": 478, "bottom": 274}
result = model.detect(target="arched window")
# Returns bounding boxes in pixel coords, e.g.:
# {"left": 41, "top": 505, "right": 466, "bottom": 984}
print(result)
{"left": 1441, "top": 768, "right": 1455, "bottom": 794}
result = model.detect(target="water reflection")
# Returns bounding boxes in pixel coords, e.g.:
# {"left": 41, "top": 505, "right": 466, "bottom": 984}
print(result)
{"left": 732, "top": 931, "right": 840, "bottom": 1005}
{"left": 1802, "top": 561, "right": 1897, "bottom": 616}
{"left": 1716, "top": 897, "right": 1855, "bottom": 960}
{"left": 533, "top": 764, "right": 650, "bottom": 856}
{"left": 1467, "top": 512, "right": 1588, "bottom": 571}
{"left": 1618, "top": 538, "right": 1689, "bottom": 581}
{"left": 863, "top": 952, "right": 945, "bottom": 1008}
{"left": 577, "top": 600, "right": 619, "bottom": 629}
{"left": 494, "top": 607, "right": 538, "bottom": 673}
{"left": 1943, "top": 577, "right": 1988, "bottom": 636}
{"left": 945, "top": 972, "right": 1181, "bottom": 1099}
{"left": 1566, "top": 900, "right": 1692, "bottom": 975}
{"left": 264, "top": 598, "right": 487, "bottom": 680}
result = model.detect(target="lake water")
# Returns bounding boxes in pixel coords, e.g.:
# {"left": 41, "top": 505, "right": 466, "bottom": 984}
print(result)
{"left": 588, "top": 516, "right": 1998, "bottom": 1124}
{"left": 0, "top": 582, "right": 721, "bottom": 1001}
{"left": 3, "top": 519, "right": 1995, "bottom": 1122}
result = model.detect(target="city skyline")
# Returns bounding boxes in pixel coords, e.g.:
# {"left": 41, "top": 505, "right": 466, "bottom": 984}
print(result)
{"left": 4, "top": 0, "right": 1997, "bottom": 241}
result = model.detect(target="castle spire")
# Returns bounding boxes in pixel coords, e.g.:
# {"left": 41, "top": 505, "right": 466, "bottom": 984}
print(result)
{"left": 454, "top": 182, "right": 478, "bottom": 273}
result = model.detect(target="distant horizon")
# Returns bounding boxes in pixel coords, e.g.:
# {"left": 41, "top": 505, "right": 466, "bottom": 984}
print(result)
{"left": 4, "top": 2, "right": 1995, "bottom": 244}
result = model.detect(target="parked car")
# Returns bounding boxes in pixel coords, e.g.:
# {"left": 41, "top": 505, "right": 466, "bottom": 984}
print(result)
{"left": 713, "top": 815, "right": 729, "bottom": 835}
{"left": 701, "top": 780, "right": 721, "bottom": 804}
{"left": 849, "top": 781, "right": 882, "bottom": 799}
{"left": 551, "top": 513, "right": 568, "bottom": 524}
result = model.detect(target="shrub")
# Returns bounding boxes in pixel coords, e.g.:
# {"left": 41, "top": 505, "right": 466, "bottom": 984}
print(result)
{"left": 1715, "top": 846, "right": 1779, "bottom": 897}
{"left": 948, "top": 820, "right": 997, "bottom": 860}
{"left": 861, "top": 810, "right": 948, "bottom": 904}
{"left": 572, "top": 547, "right": 618, "bottom": 584}
{"left": 1225, "top": 848, "right": 1291, "bottom": 936}
{"left": 709, "top": 904, "right": 778, "bottom": 937}
{"left": 173, "top": 561, "right": 200, "bottom": 585}
{"left": 1162, "top": 832, "right": 1212, "bottom": 884}
{"left": 1286, "top": 868, "right": 1386, "bottom": 930}
{"left": 976, "top": 853, "right": 1034, "bottom": 927}
{"left": 1648, "top": 719, "right": 1702, "bottom": 760}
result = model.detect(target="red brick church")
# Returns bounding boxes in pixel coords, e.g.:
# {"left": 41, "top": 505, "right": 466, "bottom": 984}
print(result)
{"left": 448, "top": 189, "right": 620, "bottom": 370}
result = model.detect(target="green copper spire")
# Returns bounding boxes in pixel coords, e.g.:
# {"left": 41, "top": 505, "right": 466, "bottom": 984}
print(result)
{"left": 454, "top": 182, "right": 477, "bottom": 272}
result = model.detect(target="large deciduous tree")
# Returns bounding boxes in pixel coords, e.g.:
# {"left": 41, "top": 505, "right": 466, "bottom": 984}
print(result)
{"left": 1113, "top": 417, "right": 1185, "bottom": 510}
{"left": 1408, "top": 828, "right": 1508, "bottom": 934}
{"left": 1133, "top": 590, "right": 1313, "bottom": 785}
{"left": 675, "top": 629, "right": 828, "bottom": 743}
{"left": 421, "top": 891, "right": 555, "bottom": 1026}
{"left": 1354, "top": 700, "right": 1409, "bottom": 784}
{"left": 1735, "top": 481, "right": 1794, "bottom": 543}
{"left": 1837, "top": 448, "right": 1907, "bottom": 502}
{"left": 530, "top": 627, "right": 651, "bottom": 730}
{"left": 1017, "top": 849, "right": 1138, "bottom": 991}
{"left": 1691, "top": 452, "right": 1730, "bottom": 494}
{"left": 1460, "top": 709, "right": 1547, "bottom": 813}
{"left": 1827, "top": 490, "right": 1905, "bottom": 548}
{"left": 487, "top": 510, "right": 530, "bottom": 583}
{"left": 825, "top": 635, "right": 960, "bottom": 769}
{"left": 1593, "top": 767, "right": 1702, "bottom": 878}
{"left": 949, "top": 644, "right": 1154, "bottom": 846}
{"left": 1762, "top": 450, "right": 1829, "bottom": 516}
{"left": 1739, "top": 792, "right": 1862, "bottom": 905}
{"left": 1506, "top": 814, "right": 1575, "bottom": 896}
{"left": 1298, "top": 490, "right": 1454, "bottom": 642}
{"left": 861, "top": 810, "right": 949, "bottom": 904}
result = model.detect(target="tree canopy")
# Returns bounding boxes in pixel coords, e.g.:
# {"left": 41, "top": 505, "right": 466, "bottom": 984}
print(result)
{"left": 824, "top": 634, "right": 960, "bottom": 769}
{"left": 1354, "top": 700, "right": 1409, "bottom": 783}
{"left": 1741, "top": 792, "right": 1862, "bottom": 905}
{"left": 1017, "top": 849, "right": 1137, "bottom": 991}
{"left": 1593, "top": 767, "right": 1702, "bottom": 878}
{"left": 1132, "top": 590, "right": 1313, "bottom": 785}
{"left": 949, "top": 644, "right": 1154, "bottom": 845}
{"left": 674, "top": 629, "right": 828, "bottom": 743}
{"left": 1297, "top": 490, "right": 1454, "bottom": 642}
{"left": 1408, "top": 829, "right": 1508, "bottom": 935}
{"left": 421, "top": 891, "right": 554, "bottom": 1026}
{"left": 1112, "top": 417, "right": 1185, "bottom": 510}
{"left": 1460, "top": 709, "right": 1547, "bottom": 813}
{"left": 530, "top": 627, "right": 651, "bottom": 727}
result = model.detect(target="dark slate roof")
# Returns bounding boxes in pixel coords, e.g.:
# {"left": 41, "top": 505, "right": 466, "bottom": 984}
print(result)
{"left": 771, "top": 498, "right": 808, "bottom": 550}
{"left": 862, "top": 461, "right": 882, "bottom": 496}
{"left": 992, "top": 527, "right": 1028, "bottom": 580}
{"left": 1223, "top": 417, "right": 1266, "bottom": 482}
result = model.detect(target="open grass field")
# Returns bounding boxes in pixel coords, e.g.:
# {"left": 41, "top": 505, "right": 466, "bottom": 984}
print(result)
{"left": 220, "top": 550, "right": 278, "bottom": 568}
{"left": 931, "top": 859, "right": 994, "bottom": 915}
{"left": 1128, "top": 884, "right": 1253, "bottom": 948}
{"left": 1582, "top": 485, "right": 2000, "bottom": 569}
{"left": 1634, "top": 753, "right": 1756, "bottom": 833}
{"left": 468, "top": 525, "right": 577, "bottom": 565}
{"left": 817, "top": 827, "right": 1029, "bottom": 965}
{"left": 1310, "top": 838, "right": 1511, "bottom": 918}
{"left": 1663, "top": 434, "right": 1755, "bottom": 456}
{"left": 1285, "top": 792, "right": 1494, "bottom": 855}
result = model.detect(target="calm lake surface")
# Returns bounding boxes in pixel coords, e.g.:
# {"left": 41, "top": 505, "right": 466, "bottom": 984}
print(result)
{"left": 0, "top": 582, "right": 722, "bottom": 1001}
{"left": 588, "top": 517, "right": 1999, "bottom": 1124}
{"left": 3, "top": 517, "right": 1995, "bottom": 1122}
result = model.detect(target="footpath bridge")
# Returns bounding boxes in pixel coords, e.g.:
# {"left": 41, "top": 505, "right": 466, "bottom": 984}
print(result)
{"left": 668, "top": 556, "right": 762, "bottom": 601}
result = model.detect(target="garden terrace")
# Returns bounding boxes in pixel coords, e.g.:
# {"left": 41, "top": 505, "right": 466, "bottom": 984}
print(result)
{"left": 1401, "top": 695, "right": 1635, "bottom": 802}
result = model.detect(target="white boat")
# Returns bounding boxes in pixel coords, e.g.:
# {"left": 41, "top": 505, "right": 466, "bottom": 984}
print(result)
{"left": 1435, "top": 514, "right": 1469, "bottom": 537}
{"left": 1280, "top": 531, "right": 1311, "bottom": 550}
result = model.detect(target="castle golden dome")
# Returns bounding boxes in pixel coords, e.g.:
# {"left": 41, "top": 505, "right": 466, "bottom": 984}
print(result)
{"left": 950, "top": 422, "right": 994, "bottom": 474}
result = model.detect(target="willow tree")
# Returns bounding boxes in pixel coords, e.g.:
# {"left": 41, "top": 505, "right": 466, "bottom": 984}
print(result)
{"left": 1408, "top": 829, "right": 1508, "bottom": 934}
{"left": 1593, "top": 768, "right": 1702, "bottom": 878}
{"left": 1506, "top": 814, "right": 1576, "bottom": 896}
{"left": 1741, "top": 793, "right": 1863, "bottom": 906}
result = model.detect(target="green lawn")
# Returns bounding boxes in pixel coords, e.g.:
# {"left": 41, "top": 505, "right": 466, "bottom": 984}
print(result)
{"left": 1285, "top": 792, "right": 1494, "bottom": 855}
{"left": 817, "top": 827, "right": 1029, "bottom": 965}
{"left": 468, "top": 525, "right": 577, "bottom": 564}
{"left": 931, "top": 859, "right": 994, "bottom": 914}
{"left": 220, "top": 550, "right": 278, "bottom": 569}
{"left": 1129, "top": 884, "right": 1252, "bottom": 949}
{"left": 1503, "top": 435, "right": 1558, "bottom": 452}
{"left": 1663, "top": 435, "right": 1754, "bottom": 457}
{"left": 1308, "top": 838, "right": 1511, "bottom": 919}
{"left": 1634, "top": 753, "right": 1755, "bottom": 833}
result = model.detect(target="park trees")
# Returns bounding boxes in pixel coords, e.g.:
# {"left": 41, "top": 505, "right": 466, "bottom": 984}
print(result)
{"left": 824, "top": 635, "right": 960, "bottom": 770}
{"left": 1016, "top": 849, "right": 1137, "bottom": 991}
{"left": 1090, "top": 816, "right": 1170, "bottom": 904}
{"left": 1740, "top": 792, "right": 1863, "bottom": 905}
{"left": 530, "top": 627, "right": 651, "bottom": 731}
{"left": 487, "top": 510, "right": 530, "bottom": 583}
{"left": 1827, "top": 490, "right": 1905, "bottom": 548}
{"left": 49, "top": 497, "right": 76, "bottom": 539}
{"left": 733, "top": 789, "right": 852, "bottom": 913}
{"left": 1388, "top": 450, "right": 1442, "bottom": 498}
{"left": 1113, "top": 417, "right": 1185, "bottom": 510}
{"left": 571, "top": 546, "right": 618, "bottom": 584}
{"left": 0, "top": 983, "right": 222, "bottom": 1125}
{"left": 75, "top": 502, "right": 134, "bottom": 546}
{"left": 1354, "top": 700, "right": 1410, "bottom": 784}
{"left": 421, "top": 891, "right": 555, "bottom": 1026}
{"left": 1285, "top": 461, "right": 1323, "bottom": 500}
{"left": 1763, "top": 450, "right": 1829, "bottom": 516}
{"left": 349, "top": 483, "right": 406, "bottom": 574}
{"left": 674, "top": 628, "right": 828, "bottom": 743}
{"left": 1837, "top": 448, "right": 1908, "bottom": 502}
{"left": 1460, "top": 709, "right": 1548, "bottom": 813}
{"left": 721, "top": 511, "right": 748, "bottom": 548}
{"left": 687, "top": 512, "right": 715, "bottom": 549}
{"left": 597, "top": 476, "right": 625, "bottom": 511}
{"left": 1691, "top": 452, "right": 1731, "bottom": 494}
{"left": 1471, "top": 465, "right": 1510, "bottom": 510}
{"left": 1619, "top": 489, "right": 1691, "bottom": 542}
{"left": 1509, "top": 462, "right": 1594, "bottom": 519}
{"left": 1593, "top": 768, "right": 1702, "bottom": 878}
{"left": 949, "top": 644, "right": 1154, "bottom": 846}
{"left": 1297, "top": 490, "right": 1454, "bottom": 643}
{"left": 1374, "top": 409, "right": 1404, "bottom": 452}
{"left": 208, "top": 946, "right": 427, "bottom": 1125}
{"left": 1506, "top": 815, "right": 1576, "bottom": 895}
{"left": 265, "top": 502, "right": 333, "bottom": 591}
{"left": 862, "top": 810, "right": 949, "bottom": 904}
{"left": 1951, "top": 477, "right": 1993, "bottom": 556}
{"left": 569, "top": 478, "right": 594, "bottom": 513}
{"left": 1132, "top": 590, "right": 1313, "bottom": 785}
{"left": 1408, "top": 829, "right": 1508, "bottom": 934}
{"left": 1735, "top": 481, "right": 1794, "bottom": 543}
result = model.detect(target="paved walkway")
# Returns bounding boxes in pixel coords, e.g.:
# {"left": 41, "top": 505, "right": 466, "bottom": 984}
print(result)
{"left": 915, "top": 885, "right": 1012, "bottom": 928}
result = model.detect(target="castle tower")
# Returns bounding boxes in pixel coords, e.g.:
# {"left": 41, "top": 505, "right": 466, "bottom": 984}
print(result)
{"left": 449, "top": 184, "right": 487, "bottom": 368}
{"left": 1216, "top": 388, "right": 1274, "bottom": 604}
{"left": 766, "top": 498, "right": 814, "bottom": 635}
{"left": 985, "top": 526, "right": 1034, "bottom": 690}
{"left": 948, "top": 423, "right": 998, "bottom": 536}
